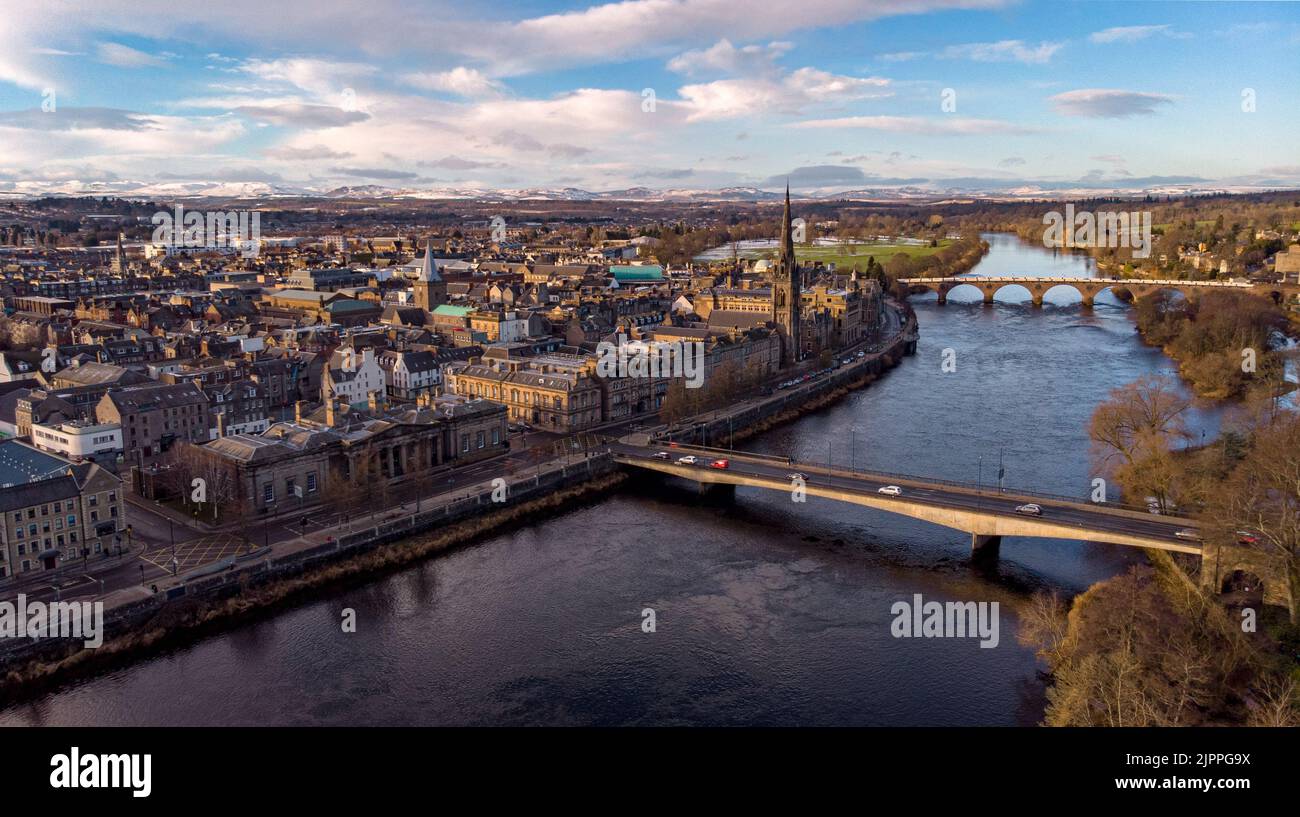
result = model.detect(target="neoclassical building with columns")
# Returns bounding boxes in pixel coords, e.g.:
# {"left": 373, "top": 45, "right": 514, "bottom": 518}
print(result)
{"left": 193, "top": 392, "right": 506, "bottom": 513}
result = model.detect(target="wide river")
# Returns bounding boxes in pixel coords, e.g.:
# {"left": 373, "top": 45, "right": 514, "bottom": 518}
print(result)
{"left": 1, "top": 234, "right": 1224, "bottom": 726}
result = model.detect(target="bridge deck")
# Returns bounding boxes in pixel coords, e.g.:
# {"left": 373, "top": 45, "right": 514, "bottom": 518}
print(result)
{"left": 613, "top": 443, "right": 1202, "bottom": 555}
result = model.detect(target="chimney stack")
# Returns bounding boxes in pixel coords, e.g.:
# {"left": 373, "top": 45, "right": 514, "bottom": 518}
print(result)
{"left": 294, "top": 400, "right": 304, "bottom": 424}
{"left": 368, "top": 390, "right": 382, "bottom": 414}
{"left": 325, "top": 398, "right": 337, "bottom": 426}
{"left": 216, "top": 411, "right": 226, "bottom": 438}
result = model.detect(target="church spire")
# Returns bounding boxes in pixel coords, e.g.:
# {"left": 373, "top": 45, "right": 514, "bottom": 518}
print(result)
{"left": 779, "top": 181, "right": 795, "bottom": 273}
{"left": 419, "top": 238, "right": 442, "bottom": 283}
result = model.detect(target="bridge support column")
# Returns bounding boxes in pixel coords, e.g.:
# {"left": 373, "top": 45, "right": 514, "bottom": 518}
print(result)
{"left": 698, "top": 482, "right": 735, "bottom": 502}
{"left": 971, "top": 534, "right": 1001, "bottom": 559}
{"left": 1081, "top": 295, "right": 1094, "bottom": 309}
{"left": 982, "top": 290, "right": 995, "bottom": 304}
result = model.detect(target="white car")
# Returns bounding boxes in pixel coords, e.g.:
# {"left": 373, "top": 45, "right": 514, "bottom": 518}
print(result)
{"left": 877, "top": 485, "right": 903, "bottom": 496}
{"left": 676, "top": 455, "right": 700, "bottom": 465}
{"left": 1015, "top": 503, "right": 1042, "bottom": 516}
{"left": 1174, "top": 528, "right": 1202, "bottom": 541}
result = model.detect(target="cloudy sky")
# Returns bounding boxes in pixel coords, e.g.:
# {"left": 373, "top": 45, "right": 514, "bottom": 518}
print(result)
{"left": 0, "top": 0, "right": 1297, "bottom": 193}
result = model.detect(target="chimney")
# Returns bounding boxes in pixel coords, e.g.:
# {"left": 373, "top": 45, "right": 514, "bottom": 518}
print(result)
{"left": 368, "top": 390, "right": 382, "bottom": 413}
{"left": 294, "top": 400, "right": 304, "bottom": 424}
{"left": 216, "top": 411, "right": 226, "bottom": 438}
{"left": 325, "top": 398, "right": 336, "bottom": 426}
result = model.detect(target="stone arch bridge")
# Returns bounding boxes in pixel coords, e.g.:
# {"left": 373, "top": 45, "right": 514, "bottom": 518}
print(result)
{"left": 903, "top": 276, "right": 1259, "bottom": 307}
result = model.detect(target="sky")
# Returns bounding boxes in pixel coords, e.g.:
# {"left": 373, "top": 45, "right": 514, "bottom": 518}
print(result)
{"left": 0, "top": 0, "right": 1297, "bottom": 194}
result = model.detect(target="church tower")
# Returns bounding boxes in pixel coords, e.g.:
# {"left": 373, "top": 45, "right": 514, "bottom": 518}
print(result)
{"left": 112, "top": 232, "right": 125, "bottom": 275}
{"left": 413, "top": 238, "right": 446, "bottom": 311}
{"left": 771, "top": 184, "right": 801, "bottom": 365}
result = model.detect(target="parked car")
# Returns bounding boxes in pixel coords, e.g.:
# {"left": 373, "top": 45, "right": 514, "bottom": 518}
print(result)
{"left": 1174, "top": 528, "right": 1202, "bottom": 541}
{"left": 676, "top": 455, "right": 699, "bottom": 465}
{"left": 1015, "top": 503, "right": 1042, "bottom": 516}
{"left": 710, "top": 458, "right": 729, "bottom": 470}
{"left": 652, "top": 451, "right": 671, "bottom": 460}
{"left": 857, "top": 351, "right": 866, "bottom": 358}
{"left": 877, "top": 485, "right": 903, "bottom": 496}
{"left": 1236, "top": 530, "right": 1259, "bottom": 545}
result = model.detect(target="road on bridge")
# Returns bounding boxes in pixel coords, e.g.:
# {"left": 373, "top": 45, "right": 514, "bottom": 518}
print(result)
{"left": 612, "top": 442, "right": 1202, "bottom": 553}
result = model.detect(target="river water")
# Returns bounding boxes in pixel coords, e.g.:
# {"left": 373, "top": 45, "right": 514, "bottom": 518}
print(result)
{"left": 0, "top": 233, "right": 1223, "bottom": 726}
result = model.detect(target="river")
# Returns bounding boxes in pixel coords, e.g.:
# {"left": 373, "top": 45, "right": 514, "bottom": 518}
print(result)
{"left": 0, "top": 233, "right": 1224, "bottom": 726}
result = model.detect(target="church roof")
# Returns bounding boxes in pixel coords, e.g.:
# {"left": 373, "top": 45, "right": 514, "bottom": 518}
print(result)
{"left": 418, "top": 239, "right": 443, "bottom": 283}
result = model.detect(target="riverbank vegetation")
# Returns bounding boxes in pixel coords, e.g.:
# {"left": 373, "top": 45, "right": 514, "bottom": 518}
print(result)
{"left": 1132, "top": 290, "right": 1289, "bottom": 399}
{"left": 1018, "top": 560, "right": 1298, "bottom": 726}
{"left": 961, "top": 191, "right": 1300, "bottom": 279}
{"left": 1029, "top": 374, "right": 1300, "bottom": 725}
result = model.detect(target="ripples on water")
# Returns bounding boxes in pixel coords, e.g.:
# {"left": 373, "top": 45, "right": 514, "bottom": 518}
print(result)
{"left": 0, "top": 234, "right": 1225, "bottom": 727}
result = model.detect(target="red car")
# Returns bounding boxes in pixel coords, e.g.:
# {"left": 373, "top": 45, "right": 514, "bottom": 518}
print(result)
{"left": 1237, "top": 530, "right": 1259, "bottom": 545}
{"left": 710, "top": 458, "right": 730, "bottom": 470}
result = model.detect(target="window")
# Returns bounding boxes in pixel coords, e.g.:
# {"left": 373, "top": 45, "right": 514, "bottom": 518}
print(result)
{"left": 306, "top": 473, "right": 317, "bottom": 493}
{"left": 476, "top": 431, "right": 485, "bottom": 449}
{"left": 461, "top": 434, "right": 469, "bottom": 453}
{"left": 14, "top": 528, "right": 22, "bottom": 539}
{"left": 491, "top": 428, "right": 500, "bottom": 445}
{"left": 67, "top": 515, "right": 75, "bottom": 526}
{"left": 263, "top": 483, "right": 274, "bottom": 503}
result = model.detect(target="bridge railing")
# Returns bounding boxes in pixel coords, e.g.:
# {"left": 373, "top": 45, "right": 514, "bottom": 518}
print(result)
{"left": 623, "top": 443, "right": 1175, "bottom": 517}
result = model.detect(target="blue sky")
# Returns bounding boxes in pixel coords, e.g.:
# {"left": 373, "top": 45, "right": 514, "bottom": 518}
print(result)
{"left": 0, "top": 0, "right": 1297, "bottom": 194}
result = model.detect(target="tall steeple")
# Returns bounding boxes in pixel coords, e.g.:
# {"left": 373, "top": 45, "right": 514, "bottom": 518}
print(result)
{"left": 418, "top": 238, "right": 442, "bottom": 283}
{"left": 413, "top": 237, "right": 446, "bottom": 312}
{"left": 771, "top": 181, "right": 801, "bottom": 367}
{"left": 779, "top": 181, "right": 796, "bottom": 273}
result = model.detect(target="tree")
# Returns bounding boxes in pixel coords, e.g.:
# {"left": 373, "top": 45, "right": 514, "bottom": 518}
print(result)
{"left": 1088, "top": 375, "right": 1192, "bottom": 509}
{"left": 1201, "top": 412, "right": 1300, "bottom": 622}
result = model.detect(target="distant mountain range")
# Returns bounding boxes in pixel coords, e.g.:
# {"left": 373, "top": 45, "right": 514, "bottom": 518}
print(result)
{"left": 0, "top": 179, "right": 1289, "bottom": 203}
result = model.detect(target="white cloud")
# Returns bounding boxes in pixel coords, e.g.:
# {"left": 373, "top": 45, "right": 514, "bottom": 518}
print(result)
{"left": 1089, "top": 25, "right": 1173, "bottom": 44}
{"left": 95, "top": 42, "right": 167, "bottom": 68}
{"left": 402, "top": 67, "right": 504, "bottom": 98}
{"left": 941, "top": 39, "right": 1063, "bottom": 64}
{"left": 790, "top": 115, "right": 1036, "bottom": 134}
{"left": 667, "top": 40, "right": 793, "bottom": 76}
{"left": 1050, "top": 89, "right": 1174, "bottom": 118}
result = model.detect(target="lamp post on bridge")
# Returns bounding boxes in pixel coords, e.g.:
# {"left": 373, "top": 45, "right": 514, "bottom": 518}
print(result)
{"left": 977, "top": 456, "right": 983, "bottom": 510}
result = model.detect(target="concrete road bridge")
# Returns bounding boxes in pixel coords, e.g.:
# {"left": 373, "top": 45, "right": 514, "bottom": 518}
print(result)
{"left": 612, "top": 442, "right": 1202, "bottom": 558}
{"left": 902, "top": 276, "right": 1259, "bottom": 307}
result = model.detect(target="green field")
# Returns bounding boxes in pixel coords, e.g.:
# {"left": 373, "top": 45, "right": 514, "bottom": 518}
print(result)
{"left": 780, "top": 240, "right": 951, "bottom": 268}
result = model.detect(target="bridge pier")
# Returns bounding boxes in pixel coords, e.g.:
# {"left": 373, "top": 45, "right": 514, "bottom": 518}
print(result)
{"left": 971, "top": 534, "right": 1001, "bottom": 559}
{"left": 698, "top": 482, "right": 735, "bottom": 502}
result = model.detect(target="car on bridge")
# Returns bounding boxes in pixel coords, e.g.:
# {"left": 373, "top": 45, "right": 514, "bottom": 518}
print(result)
{"left": 787, "top": 472, "right": 808, "bottom": 482}
{"left": 652, "top": 451, "right": 671, "bottom": 460}
{"left": 676, "top": 455, "right": 700, "bottom": 465}
{"left": 1236, "top": 530, "right": 1259, "bottom": 545}
{"left": 877, "top": 485, "right": 903, "bottom": 496}
{"left": 1175, "top": 528, "right": 1202, "bottom": 541}
{"left": 1015, "top": 503, "right": 1043, "bottom": 516}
